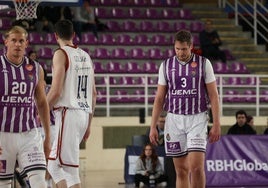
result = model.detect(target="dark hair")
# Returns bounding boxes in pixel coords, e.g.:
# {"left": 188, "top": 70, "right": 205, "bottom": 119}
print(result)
{"left": 247, "top": 115, "right": 253, "bottom": 123}
{"left": 54, "top": 19, "right": 74, "bottom": 40}
{"left": 236, "top": 110, "right": 247, "bottom": 118}
{"left": 139, "top": 143, "right": 159, "bottom": 172}
{"left": 28, "top": 50, "right": 36, "bottom": 57}
{"left": 174, "top": 30, "right": 192, "bottom": 45}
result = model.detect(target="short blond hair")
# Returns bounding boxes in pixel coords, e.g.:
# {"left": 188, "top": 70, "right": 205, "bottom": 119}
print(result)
{"left": 4, "top": 25, "right": 28, "bottom": 39}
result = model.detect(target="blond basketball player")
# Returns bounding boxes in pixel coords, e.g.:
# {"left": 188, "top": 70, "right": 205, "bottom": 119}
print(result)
{"left": 47, "top": 19, "right": 96, "bottom": 188}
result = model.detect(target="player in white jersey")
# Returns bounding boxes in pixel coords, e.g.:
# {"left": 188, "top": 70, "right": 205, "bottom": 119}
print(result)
{"left": 149, "top": 30, "right": 221, "bottom": 188}
{"left": 0, "top": 26, "right": 51, "bottom": 188}
{"left": 47, "top": 20, "right": 96, "bottom": 188}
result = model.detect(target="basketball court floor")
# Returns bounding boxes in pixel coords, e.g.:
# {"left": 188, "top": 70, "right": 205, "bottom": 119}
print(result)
{"left": 84, "top": 170, "right": 267, "bottom": 188}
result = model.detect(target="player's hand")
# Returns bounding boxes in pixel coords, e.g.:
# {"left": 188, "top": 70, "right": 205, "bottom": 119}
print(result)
{"left": 208, "top": 124, "right": 221, "bottom": 143}
{"left": 43, "top": 136, "right": 51, "bottom": 159}
{"left": 149, "top": 127, "right": 159, "bottom": 146}
{"left": 83, "top": 126, "right": 91, "bottom": 142}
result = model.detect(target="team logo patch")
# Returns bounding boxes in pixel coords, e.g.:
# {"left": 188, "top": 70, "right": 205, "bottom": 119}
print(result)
{"left": 25, "top": 64, "right": 33, "bottom": 71}
{"left": 0, "top": 160, "right": 6, "bottom": 173}
{"left": 28, "top": 73, "right": 34, "bottom": 80}
{"left": 166, "top": 141, "right": 181, "bottom": 153}
{"left": 166, "top": 133, "right": 171, "bottom": 141}
{"left": 191, "top": 61, "right": 197, "bottom": 68}
{"left": 191, "top": 70, "right": 196, "bottom": 76}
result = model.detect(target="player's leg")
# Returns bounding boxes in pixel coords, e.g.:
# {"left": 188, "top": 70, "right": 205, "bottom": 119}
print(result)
{"left": 187, "top": 112, "right": 208, "bottom": 188}
{"left": 188, "top": 152, "right": 206, "bottom": 188}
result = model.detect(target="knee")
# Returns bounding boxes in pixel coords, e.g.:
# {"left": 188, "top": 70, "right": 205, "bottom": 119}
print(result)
{"left": 0, "top": 179, "right": 12, "bottom": 188}
{"left": 28, "top": 170, "right": 46, "bottom": 188}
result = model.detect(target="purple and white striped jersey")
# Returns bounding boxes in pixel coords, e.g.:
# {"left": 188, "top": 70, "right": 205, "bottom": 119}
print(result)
{"left": 0, "top": 55, "right": 39, "bottom": 132}
{"left": 163, "top": 54, "right": 210, "bottom": 115}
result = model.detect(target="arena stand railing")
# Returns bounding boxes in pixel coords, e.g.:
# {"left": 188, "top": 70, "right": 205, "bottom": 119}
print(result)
{"left": 95, "top": 73, "right": 268, "bottom": 117}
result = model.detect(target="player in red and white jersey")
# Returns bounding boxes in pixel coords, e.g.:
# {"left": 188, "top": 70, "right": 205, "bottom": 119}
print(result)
{"left": 47, "top": 19, "right": 96, "bottom": 188}
{"left": 149, "top": 30, "right": 221, "bottom": 188}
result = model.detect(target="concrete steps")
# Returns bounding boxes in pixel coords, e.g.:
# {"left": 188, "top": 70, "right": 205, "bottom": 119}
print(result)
{"left": 184, "top": 3, "right": 268, "bottom": 74}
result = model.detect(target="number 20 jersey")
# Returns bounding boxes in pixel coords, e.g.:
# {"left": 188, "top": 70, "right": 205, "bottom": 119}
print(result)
{"left": 54, "top": 46, "right": 94, "bottom": 113}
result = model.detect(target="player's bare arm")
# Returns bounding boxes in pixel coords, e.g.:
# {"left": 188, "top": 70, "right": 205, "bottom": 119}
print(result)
{"left": 35, "top": 65, "right": 51, "bottom": 158}
{"left": 47, "top": 49, "right": 67, "bottom": 109}
{"left": 206, "top": 81, "right": 221, "bottom": 143}
{"left": 150, "top": 84, "right": 167, "bottom": 145}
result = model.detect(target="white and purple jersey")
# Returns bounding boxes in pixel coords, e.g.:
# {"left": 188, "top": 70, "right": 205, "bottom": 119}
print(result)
{"left": 0, "top": 55, "right": 39, "bottom": 132}
{"left": 159, "top": 53, "right": 215, "bottom": 115}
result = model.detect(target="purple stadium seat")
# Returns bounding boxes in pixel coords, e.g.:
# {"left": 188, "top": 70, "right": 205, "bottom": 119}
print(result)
{"left": 0, "top": 9, "right": 16, "bottom": 17}
{"left": 107, "top": 61, "right": 124, "bottom": 73}
{"left": 260, "top": 90, "right": 268, "bottom": 103}
{"left": 94, "top": 7, "right": 110, "bottom": 18}
{"left": 73, "top": 35, "right": 80, "bottom": 44}
{"left": 193, "top": 35, "right": 200, "bottom": 46}
{"left": 244, "top": 77, "right": 260, "bottom": 85}
{"left": 143, "top": 62, "right": 159, "bottom": 73}
{"left": 45, "top": 33, "right": 57, "bottom": 44}
{"left": 140, "top": 21, "right": 154, "bottom": 32}
{"left": 38, "top": 47, "right": 53, "bottom": 59}
{"left": 94, "top": 61, "right": 106, "bottom": 73}
{"left": 81, "top": 33, "right": 98, "bottom": 45}
{"left": 148, "top": 77, "right": 158, "bottom": 85}
{"left": 179, "top": 9, "right": 193, "bottom": 19}
{"left": 230, "top": 62, "right": 250, "bottom": 74}
{"left": 125, "top": 62, "right": 142, "bottom": 73}
{"left": 122, "top": 20, "right": 138, "bottom": 31}
{"left": 129, "top": 48, "right": 146, "bottom": 59}
{"left": 174, "top": 21, "right": 188, "bottom": 31}
{"left": 147, "top": 48, "right": 163, "bottom": 59}
{"left": 111, "top": 90, "right": 130, "bottom": 103}
{"left": 150, "top": 0, "right": 165, "bottom": 7}
{"left": 190, "top": 21, "right": 204, "bottom": 32}
{"left": 99, "top": 0, "right": 114, "bottom": 6}
{"left": 94, "top": 48, "right": 110, "bottom": 59}
{"left": 223, "top": 90, "right": 240, "bottom": 103}
{"left": 145, "top": 8, "right": 160, "bottom": 19}
{"left": 227, "top": 77, "right": 242, "bottom": 85}
{"left": 133, "top": 0, "right": 148, "bottom": 6}
{"left": 108, "top": 76, "right": 118, "bottom": 85}
{"left": 0, "top": 18, "right": 12, "bottom": 30}
{"left": 162, "top": 9, "right": 176, "bottom": 19}
{"left": 166, "top": 0, "right": 180, "bottom": 6}
{"left": 212, "top": 62, "right": 229, "bottom": 74}
{"left": 29, "top": 32, "right": 44, "bottom": 44}
{"left": 99, "top": 34, "right": 115, "bottom": 45}
{"left": 119, "top": 77, "right": 135, "bottom": 85}
{"left": 148, "top": 90, "right": 157, "bottom": 103}
{"left": 133, "top": 89, "right": 145, "bottom": 103}
{"left": 135, "top": 77, "right": 146, "bottom": 85}
{"left": 95, "top": 77, "right": 108, "bottom": 85}
{"left": 111, "top": 7, "right": 127, "bottom": 18}
{"left": 242, "top": 90, "right": 256, "bottom": 103}
{"left": 134, "top": 34, "right": 151, "bottom": 45}
{"left": 106, "top": 21, "right": 121, "bottom": 32}
{"left": 111, "top": 48, "right": 128, "bottom": 59}
{"left": 128, "top": 8, "right": 145, "bottom": 19}
{"left": 117, "top": 34, "right": 133, "bottom": 45}
{"left": 151, "top": 34, "right": 169, "bottom": 45}
{"left": 96, "top": 90, "right": 107, "bottom": 103}
{"left": 156, "top": 21, "right": 173, "bottom": 32}
{"left": 165, "top": 49, "right": 175, "bottom": 57}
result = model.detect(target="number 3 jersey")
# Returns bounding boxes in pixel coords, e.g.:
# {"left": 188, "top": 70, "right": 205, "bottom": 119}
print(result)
{"left": 54, "top": 46, "right": 95, "bottom": 113}
{"left": 0, "top": 55, "right": 39, "bottom": 132}
{"left": 162, "top": 54, "right": 215, "bottom": 115}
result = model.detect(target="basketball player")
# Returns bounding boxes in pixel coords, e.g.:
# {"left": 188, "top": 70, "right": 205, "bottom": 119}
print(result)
{"left": 47, "top": 19, "right": 96, "bottom": 188}
{"left": 0, "top": 26, "right": 51, "bottom": 188}
{"left": 149, "top": 30, "right": 221, "bottom": 188}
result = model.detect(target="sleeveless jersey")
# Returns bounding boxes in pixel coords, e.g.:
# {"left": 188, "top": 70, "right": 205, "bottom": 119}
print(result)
{"left": 54, "top": 46, "right": 94, "bottom": 113}
{"left": 163, "top": 54, "right": 209, "bottom": 115}
{"left": 0, "top": 55, "right": 39, "bottom": 132}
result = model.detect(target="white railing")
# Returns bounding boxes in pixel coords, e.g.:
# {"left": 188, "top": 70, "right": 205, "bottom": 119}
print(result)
{"left": 219, "top": 0, "right": 268, "bottom": 45}
{"left": 95, "top": 74, "right": 268, "bottom": 117}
